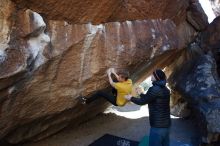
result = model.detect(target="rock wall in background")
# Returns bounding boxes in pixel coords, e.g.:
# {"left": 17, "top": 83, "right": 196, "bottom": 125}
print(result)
{"left": 167, "top": 15, "right": 220, "bottom": 142}
{"left": 200, "top": 16, "right": 220, "bottom": 75}
{"left": 187, "top": 0, "right": 209, "bottom": 31}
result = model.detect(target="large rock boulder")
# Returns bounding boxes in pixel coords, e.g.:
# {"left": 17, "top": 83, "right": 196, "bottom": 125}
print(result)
{"left": 0, "top": 1, "right": 186, "bottom": 143}
{"left": 170, "top": 90, "right": 191, "bottom": 118}
{"left": 200, "top": 16, "right": 220, "bottom": 75}
{"left": 168, "top": 15, "right": 220, "bottom": 144}
{"left": 0, "top": 0, "right": 209, "bottom": 144}
{"left": 187, "top": 0, "right": 209, "bottom": 31}
{"left": 168, "top": 42, "right": 220, "bottom": 143}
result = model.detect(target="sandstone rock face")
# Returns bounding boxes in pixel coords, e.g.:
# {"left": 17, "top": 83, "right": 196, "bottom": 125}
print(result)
{"left": 0, "top": 0, "right": 13, "bottom": 52}
{"left": 176, "top": 21, "right": 197, "bottom": 49}
{"left": 12, "top": 0, "right": 189, "bottom": 25}
{"left": 0, "top": 7, "right": 50, "bottom": 104}
{"left": 187, "top": 0, "right": 209, "bottom": 30}
{"left": 0, "top": 1, "right": 185, "bottom": 143}
{"left": 0, "top": 0, "right": 15, "bottom": 76}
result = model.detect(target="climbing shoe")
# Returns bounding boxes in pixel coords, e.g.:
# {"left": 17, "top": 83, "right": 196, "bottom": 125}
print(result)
{"left": 80, "top": 96, "right": 87, "bottom": 104}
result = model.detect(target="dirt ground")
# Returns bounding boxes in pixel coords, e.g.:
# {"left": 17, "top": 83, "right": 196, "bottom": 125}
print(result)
{"left": 22, "top": 103, "right": 200, "bottom": 146}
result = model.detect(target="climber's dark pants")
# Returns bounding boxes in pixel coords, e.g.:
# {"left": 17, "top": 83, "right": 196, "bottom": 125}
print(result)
{"left": 86, "top": 91, "right": 118, "bottom": 106}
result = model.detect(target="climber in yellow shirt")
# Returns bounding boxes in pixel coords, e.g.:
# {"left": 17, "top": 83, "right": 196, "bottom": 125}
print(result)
{"left": 81, "top": 68, "right": 132, "bottom": 106}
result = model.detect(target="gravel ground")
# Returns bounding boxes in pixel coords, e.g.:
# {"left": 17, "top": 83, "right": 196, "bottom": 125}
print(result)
{"left": 22, "top": 103, "right": 200, "bottom": 146}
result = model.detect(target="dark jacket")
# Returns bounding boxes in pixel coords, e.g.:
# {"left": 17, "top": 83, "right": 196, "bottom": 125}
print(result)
{"left": 131, "top": 80, "right": 171, "bottom": 128}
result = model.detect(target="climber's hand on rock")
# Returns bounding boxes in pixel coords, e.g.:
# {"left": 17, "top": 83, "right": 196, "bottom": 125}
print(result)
{"left": 111, "top": 68, "right": 116, "bottom": 74}
{"left": 107, "top": 68, "right": 112, "bottom": 76}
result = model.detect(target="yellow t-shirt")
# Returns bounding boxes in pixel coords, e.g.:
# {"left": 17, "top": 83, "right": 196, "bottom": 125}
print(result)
{"left": 113, "top": 79, "right": 132, "bottom": 106}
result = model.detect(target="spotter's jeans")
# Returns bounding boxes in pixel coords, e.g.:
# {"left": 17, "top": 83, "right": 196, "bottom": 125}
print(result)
{"left": 149, "top": 127, "right": 170, "bottom": 146}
